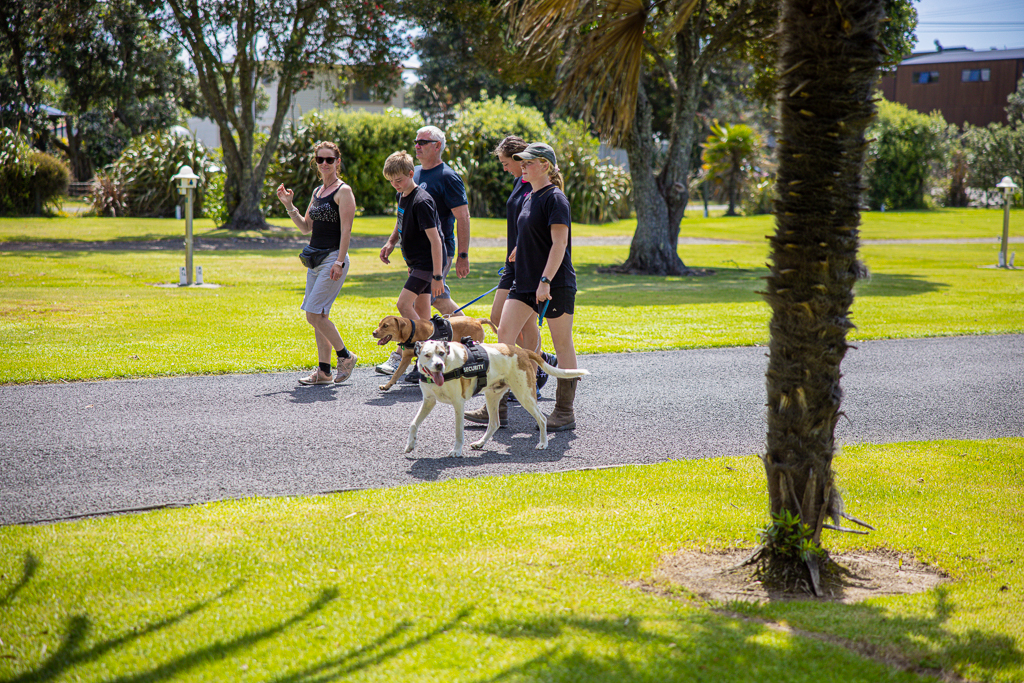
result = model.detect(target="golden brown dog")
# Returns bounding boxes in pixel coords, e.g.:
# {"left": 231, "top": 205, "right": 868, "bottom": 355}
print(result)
{"left": 372, "top": 315, "right": 497, "bottom": 391}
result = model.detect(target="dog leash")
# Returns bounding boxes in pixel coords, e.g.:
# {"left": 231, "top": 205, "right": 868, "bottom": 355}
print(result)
{"left": 538, "top": 300, "right": 550, "bottom": 327}
{"left": 447, "top": 266, "right": 505, "bottom": 317}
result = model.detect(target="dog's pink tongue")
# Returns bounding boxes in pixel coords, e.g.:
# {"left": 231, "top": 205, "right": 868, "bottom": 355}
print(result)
{"left": 430, "top": 370, "right": 444, "bottom": 386}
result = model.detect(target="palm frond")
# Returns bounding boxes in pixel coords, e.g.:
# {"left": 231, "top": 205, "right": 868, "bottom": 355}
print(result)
{"left": 507, "top": 0, "right": 700, "bottom": 144}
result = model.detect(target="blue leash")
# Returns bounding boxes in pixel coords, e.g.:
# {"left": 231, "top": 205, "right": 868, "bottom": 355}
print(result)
{"left": 538, "top": 300, "right": 550, "bottom": 327}
{"left": 449, "top": 266, "right": 505, "bottom": 316}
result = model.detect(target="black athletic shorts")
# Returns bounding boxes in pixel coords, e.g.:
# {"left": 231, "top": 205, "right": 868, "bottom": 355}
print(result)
{"left": 403, "top": 269, "right": 432, "bottom": 296}
{"left": 507, "top": 286, "right": 576, "bottom": 319}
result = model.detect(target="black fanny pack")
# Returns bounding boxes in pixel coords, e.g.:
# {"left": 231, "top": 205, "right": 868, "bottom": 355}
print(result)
{"left": 299, "top": 245, "right": 333, "bottom": 269}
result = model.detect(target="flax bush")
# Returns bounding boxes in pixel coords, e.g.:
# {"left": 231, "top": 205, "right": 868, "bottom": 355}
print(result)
{"left": 89, "top": 130, "right": 210, "bottom": 217}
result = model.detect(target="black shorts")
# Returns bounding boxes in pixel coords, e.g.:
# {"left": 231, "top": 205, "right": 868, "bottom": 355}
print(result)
{"left": 507, "top": 286, "right": 576, "bottom": 319}
{"left": 498, "top": 261, "right": 516, "bottom": 291}
{"left": 403, "top": 271, "right": 432, "bottom": 296}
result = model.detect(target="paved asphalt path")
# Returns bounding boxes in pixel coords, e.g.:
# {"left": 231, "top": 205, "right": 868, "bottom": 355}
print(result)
{"left": 1, "top": 334, "right": 1021, "bottom": 526}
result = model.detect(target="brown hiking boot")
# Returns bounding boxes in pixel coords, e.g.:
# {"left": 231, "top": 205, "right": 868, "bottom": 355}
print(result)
{"left": 464, "top": 394, "right": 508, "bottom": 427}
{"left": 546, "top": 377, "right": 579, "bottom": 432}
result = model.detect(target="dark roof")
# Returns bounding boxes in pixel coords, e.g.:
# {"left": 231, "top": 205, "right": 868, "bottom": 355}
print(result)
{"left": 903, "top": 47, "right": 1024, "bottom": 66}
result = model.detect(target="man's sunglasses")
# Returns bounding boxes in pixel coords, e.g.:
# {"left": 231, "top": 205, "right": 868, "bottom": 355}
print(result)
{"left": 315, "top": 156, "right": 337, "bottom": 164}
{"left": 414, "top": 139, "right": 437, "bottom": 146}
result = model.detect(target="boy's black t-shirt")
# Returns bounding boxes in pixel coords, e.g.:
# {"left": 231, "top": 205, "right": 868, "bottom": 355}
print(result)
{"left": 398, "top": 186, "right": 441, "bottom": 272}
{"left": 514, "top": 185, "right": 576, "bottom": 291}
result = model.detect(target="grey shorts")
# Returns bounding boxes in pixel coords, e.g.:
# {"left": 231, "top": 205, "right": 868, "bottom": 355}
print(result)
{"left": 430, "top": 253, "right": 453, "bottom": 304}
{"left": 301, "top": 250, "right": 348, "bottom": 315}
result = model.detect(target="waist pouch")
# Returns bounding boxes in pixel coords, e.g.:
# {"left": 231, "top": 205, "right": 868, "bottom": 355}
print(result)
{"left": 299, "top": 245, "right": 333, "bottom": 269}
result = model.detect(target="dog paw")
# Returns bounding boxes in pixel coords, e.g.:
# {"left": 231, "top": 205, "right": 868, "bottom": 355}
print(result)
{"left": 379, "top": 384, "right": 391, "bottom": 392}
{"left": 448, "top": 450, "right": 464, "bottom": 458}
{"left": 535, "top": 442, "right": 548, "bottom": 450}
{"left": 470, "top": 441, "right": 484, "bottom": 450}
{"left": 405, "top": 440, "right": 416, "bottom": 453}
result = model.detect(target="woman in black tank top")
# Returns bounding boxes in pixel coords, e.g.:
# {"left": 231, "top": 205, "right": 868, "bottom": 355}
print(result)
{"left": 275, "top": 141, "right": 359, "bottom": 386}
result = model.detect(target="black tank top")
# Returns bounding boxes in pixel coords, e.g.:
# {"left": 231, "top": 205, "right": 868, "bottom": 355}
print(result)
{"left": 308, "top": 183, "right": 343, "bottom": 249}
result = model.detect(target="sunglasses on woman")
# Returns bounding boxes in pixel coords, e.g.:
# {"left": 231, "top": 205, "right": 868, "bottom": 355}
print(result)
{"left": 316, "top": 156, "right": 337, "bottom": 164}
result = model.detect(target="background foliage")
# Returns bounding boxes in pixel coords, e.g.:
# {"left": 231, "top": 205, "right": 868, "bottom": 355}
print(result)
{"left": 0, "top": 128, "right": 70, "bottom": 216}
{"left": 88, "top": 131, "right": 210, "bottom": 217}
{"left": 864, "top": 99, "right": 951, "bottom": 210}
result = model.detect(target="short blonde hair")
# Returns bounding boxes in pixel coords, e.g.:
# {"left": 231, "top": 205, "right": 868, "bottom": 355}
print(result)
{"left": 383, "top": 150, "right": 415, "bottom": 178}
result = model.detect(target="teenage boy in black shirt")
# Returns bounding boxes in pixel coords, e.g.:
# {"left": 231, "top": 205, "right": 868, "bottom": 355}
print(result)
{"left": 380, "top": 151, "right": 445, "bottom": 323}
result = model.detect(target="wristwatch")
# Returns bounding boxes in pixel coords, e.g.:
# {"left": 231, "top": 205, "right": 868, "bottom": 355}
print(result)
{"left": 432, "top": 274, "right": 443, "bottom": 281}
{"left": 458, "top": 252, "right": 468, "bottom": 259}
{"left": 540, "top": 276, "right": 551, "bottom": 284}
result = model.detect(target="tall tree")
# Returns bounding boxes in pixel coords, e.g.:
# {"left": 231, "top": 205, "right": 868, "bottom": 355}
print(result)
{"left": 512, "top": 0, "right": 777, "bottom": 275}
{"left": 758, "top": 0, "right": 886, "bottom": 593}
{"left": 158, "top": 0, "right": 407, "bottom": 230}
{"left": 407, "top": 0, "right": 557, "bottom": 127}
{"left": 0, "top": 0, "right": 194, "bottom": 180}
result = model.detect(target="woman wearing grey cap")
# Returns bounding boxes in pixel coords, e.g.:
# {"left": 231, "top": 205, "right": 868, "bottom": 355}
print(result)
{"left": 496, "top": 142, "right": 582, "bottom": 432}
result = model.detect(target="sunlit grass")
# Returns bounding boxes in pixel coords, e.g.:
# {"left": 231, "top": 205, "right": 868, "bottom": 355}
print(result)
{"left": 1, "top": 237, "right": 1021, "bottom": 382}
{"left": 0, "top": 438, "right": 1020, "bottom": 682}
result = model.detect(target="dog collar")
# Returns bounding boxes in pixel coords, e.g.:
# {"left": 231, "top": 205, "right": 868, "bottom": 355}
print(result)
{"left": 401, "top": 319, "right": 417, "bottom": 346}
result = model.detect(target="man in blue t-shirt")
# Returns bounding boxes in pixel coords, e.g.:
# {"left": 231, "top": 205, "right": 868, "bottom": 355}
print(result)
{"left": 413, "top": 125, "right": 471, "bottom": 317}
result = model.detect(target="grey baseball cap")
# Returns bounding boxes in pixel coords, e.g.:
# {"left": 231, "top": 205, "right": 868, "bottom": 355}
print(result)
{"left": 512, "top": 142, "right": 557, "bottom": 166}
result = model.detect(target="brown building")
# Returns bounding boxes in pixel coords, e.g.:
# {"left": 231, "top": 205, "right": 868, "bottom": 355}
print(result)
{"left": 878, "top": 47, "right": 1024, "bottom": 128}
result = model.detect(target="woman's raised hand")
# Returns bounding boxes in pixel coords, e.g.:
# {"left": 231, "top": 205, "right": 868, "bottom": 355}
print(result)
{"left": 276, "top": 183, "right": 294, "bottom": 206}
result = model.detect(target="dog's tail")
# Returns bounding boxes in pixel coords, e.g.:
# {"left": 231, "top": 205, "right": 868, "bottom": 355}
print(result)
{"left": 525, "top": 350, "right": 590, "bottom": 379}
{"left": 478, "top": 318, "right": 498, "bottom": 335}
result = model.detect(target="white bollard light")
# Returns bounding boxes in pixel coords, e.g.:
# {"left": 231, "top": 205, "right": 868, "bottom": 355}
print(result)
{"left": 179, "top": 266, "right": 187, "bottom": 285}
{"left": 196, "top": 265, "right": 204, "bottom": 285}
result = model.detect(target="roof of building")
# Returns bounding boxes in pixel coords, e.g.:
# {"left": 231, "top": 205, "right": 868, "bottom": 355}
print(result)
{"left": 902, "top": 47, "right": 1024, "bottom": 66}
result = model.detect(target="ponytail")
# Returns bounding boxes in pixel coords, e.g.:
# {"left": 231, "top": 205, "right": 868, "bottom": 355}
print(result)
{"left": 539, "top": 159, "right": 564, "bottom": 191}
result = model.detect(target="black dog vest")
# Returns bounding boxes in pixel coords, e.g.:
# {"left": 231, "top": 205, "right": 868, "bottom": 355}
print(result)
{"left": 399, "top": 315, "right": 454, "bottom": 350}
{"left": 420, "top": 338, "right": 490, "bottom": 396}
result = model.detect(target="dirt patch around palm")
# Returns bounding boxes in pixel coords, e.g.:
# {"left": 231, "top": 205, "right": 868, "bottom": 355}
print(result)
{"left": 645, "top": 547, "right": 946, "bottom": 604}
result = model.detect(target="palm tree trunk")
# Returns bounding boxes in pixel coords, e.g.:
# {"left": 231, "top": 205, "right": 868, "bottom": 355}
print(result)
{"left": 761, "top": 0, "right": 885, "bottom": 590}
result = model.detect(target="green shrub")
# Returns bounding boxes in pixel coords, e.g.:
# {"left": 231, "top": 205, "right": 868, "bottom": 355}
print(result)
{"left": 446, "top": 97, "right": 550, "bottom": 218}
{"left": 0, "top": 128, "right": 71, "bottom": 216}
{"left": 270, "top": 109, "right": 423, "bottom": 216}
{"left": 91, "top": 130, "right": 210, "bottom": 217}
{"left": 864, "top": 100, "right": 950, "bottom": 210}
{"left": 961, "top": 123, "right": 1024, "bottom": 206}
{"left": 548, "top": 119, "right": 632, "bottom": 224}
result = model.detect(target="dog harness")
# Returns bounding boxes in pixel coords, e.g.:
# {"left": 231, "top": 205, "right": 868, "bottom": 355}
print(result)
{"left": 420, "top": 338, "right": 490, "bottom": 396}
{"left": 399, "top": 315, "right": 454, "bottom": 350}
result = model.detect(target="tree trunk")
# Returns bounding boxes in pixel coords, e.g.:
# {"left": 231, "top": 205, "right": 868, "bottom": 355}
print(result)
{"left": 620, "top": 25, "right": 702, "bottom": 276}
{"left": 761, "top": 0, "right": 884, "bottom": 585}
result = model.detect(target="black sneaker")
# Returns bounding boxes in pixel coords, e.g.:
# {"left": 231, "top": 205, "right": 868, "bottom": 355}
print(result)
{"left": 541, "top": 352, "right": 557, "bottom": 368}
{"left": 404, "top": 367, "right": 423, "bottom": 383}
{"left": 536, "top": 367, "right": 549, "bottom": 391}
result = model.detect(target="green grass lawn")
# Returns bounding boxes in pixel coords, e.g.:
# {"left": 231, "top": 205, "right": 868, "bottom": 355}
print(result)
{"left": 1, "top": 213, "right": 1022, "bottom": 382}
{"left": 2, "top": 210, "right": 1022, "bottom": 682}
{"left": 1, "top": 438, "right": 1021, "bottom": 682}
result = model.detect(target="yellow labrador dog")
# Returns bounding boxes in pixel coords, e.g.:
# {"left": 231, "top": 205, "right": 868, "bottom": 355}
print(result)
{"left": 372, "top": 315, "right": 496, "bottom": 391}
{"left": 405, "top": 339, "right": 590, "bottom": 458}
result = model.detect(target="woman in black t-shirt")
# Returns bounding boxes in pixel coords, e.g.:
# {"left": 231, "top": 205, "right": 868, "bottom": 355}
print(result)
{"left": 497, "top": 142, "right": 581, "bottom": 432}
{"left": 275, "top": 141, "right": 358, "bottom": 386}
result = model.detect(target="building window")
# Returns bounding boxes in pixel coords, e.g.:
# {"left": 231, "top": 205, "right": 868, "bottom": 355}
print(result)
{"left": 913, "top": 71, "right": 940, "bottom": 84}
{"left": 961, "top": 68, "right": 991, "bottom": 82}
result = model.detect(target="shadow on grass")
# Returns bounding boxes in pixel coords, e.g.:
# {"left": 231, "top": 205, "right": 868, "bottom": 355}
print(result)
{"left": 466, "top": 587, "right": 1022, "bottom": 682}
{"left": 267, "top": 607, "right": 473, "bottom": 683}
{"left": 856, "top": 273, "right": 948, "bottom": 297}
{"left": 2, "top": 552, "right": 339, "bottom": 683}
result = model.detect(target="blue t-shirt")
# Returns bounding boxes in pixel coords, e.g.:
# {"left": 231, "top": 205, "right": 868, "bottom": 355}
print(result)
{"left": 414, "top": 163, "right": 467, "bottom": 258}
{"left": 515, "top": 185, "right": 575, "bottom": 291}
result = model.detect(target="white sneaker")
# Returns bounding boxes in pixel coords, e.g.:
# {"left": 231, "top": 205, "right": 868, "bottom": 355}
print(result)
{"left": 375, "top": 349, "right": 403, "bottom": 375}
